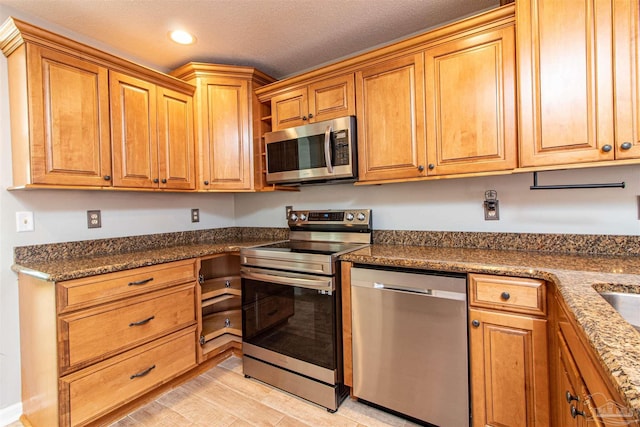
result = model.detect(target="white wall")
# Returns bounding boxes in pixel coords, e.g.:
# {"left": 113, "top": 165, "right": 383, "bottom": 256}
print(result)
{"left": 0, "top": 5, "right": 235, "bottom": 418}
{"left": 235, "top": 166, "right": 640, "bottom": 235}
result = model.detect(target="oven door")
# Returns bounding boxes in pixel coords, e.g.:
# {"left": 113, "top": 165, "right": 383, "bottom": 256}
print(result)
{"left": 241, "top": 268, "right": 338, "bottom": 373}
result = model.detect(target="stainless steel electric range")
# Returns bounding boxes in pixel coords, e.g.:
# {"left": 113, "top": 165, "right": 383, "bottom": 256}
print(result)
{"left": 240, "top": 208, "right": 372, "bottom": 412}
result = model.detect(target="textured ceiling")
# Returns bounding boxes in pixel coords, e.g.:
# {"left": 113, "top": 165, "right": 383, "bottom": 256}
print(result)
{"left": 0, "top": 0, "right": 500, "bottom": 79}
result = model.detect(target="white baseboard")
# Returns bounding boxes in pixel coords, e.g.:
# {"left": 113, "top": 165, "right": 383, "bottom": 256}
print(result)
{"left": 0, "top": 402, "right": 22, "bottom": 425}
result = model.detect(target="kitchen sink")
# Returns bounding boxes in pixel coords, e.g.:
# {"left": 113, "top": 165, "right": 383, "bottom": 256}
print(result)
{"left": 599, "top": 292, "right": 640, "bottom": 332}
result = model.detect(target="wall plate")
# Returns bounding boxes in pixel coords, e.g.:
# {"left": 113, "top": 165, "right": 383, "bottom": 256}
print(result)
{"left": 16, "top": 211, "right": 34, "bottom": 232}
{"left": 87, "top": 210, "right": 101, "bottom": 228}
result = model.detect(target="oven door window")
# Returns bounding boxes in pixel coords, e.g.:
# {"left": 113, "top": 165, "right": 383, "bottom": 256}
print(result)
{"left": 242, "top": 278, "right": 337, "bottom": 370}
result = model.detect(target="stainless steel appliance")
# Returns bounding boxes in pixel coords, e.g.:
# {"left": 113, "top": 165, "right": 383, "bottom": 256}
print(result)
{"left": 264, "top": 116, "right": 357, "bottom": 185}
{"left": 350, "top": 267, "right": 469, "bottom": 427}
{"left": 240, "top": 208, "right": 371, "bottom": 412}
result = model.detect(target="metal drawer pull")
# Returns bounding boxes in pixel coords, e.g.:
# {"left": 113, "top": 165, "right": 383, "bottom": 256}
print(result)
{"left": 129, "top": 315, "right": 155, "bottom": 327}
{"left": 566, "top": 391, "right": 579, "bottom": 403}
{"left": 130, "top": 364, "right": 156, "bottom": 380}
{"left": 128, "top": 277, "right": 154, "bottom": 286}
{"left": 570, "top": 405, "right": 585, "bottom": 418}
{"left": 500, "top": 291, "right": 510, "bottom": 301}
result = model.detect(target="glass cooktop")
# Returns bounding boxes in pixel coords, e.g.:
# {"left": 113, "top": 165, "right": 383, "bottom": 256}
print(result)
{"left": 252, "top": 240, "right": 367, "bottom": 256}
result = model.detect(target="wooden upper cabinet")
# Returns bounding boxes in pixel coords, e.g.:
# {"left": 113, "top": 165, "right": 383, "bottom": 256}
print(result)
{"left": 425, "top": 24, "right": 516, "bottom": 175}
{"left": 110, "top": 72, "right": 195, "bottom": 190}
{"left": 517, "top": 0, "right": 616, "bottom": 167}
{"left": 110, "top": 71, "right": 158, "bottom": 188}
{"left": 16, "top": 44, "right": 112, "bottom": 187}
{"left": 157, "top": 87, "right": 196, "bottom": 190}
{"left": 613, "top": 0, "right": 640, "bottom": 160}
{"left": 169, "top": 63, "right": 276, "bottom": 191}
{"left": 355, "top": 53, "right": 427, "bottom": 182}
{"left": 204, "top": 78, "right": 251, "bottom": 190}
{"left": 271, "top": 73, "right": 355, "bottom": 130}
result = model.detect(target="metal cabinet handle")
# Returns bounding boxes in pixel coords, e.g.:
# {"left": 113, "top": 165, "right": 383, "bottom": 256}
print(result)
{"left": 302, "top": 116, "right": 308, "bottom": 121}
{"left": 225, "top": 280, "right": 231, "bottom": 288}
{"left": 225, "top": 318, "right": 231, "bottom": 327}
{"left": 566, "top": 391, "right": 579, "bottom": 403}
{"left": 153, "top": 178, "right": 159, "bottom": 183}
{"left": 501, "top": 291, "right": 510, "bottom": 301}
{"left": 130, "top": 364, "right": 156, "bottom": 380}
{"left": 620, "top": 142, "right": 632, "bottom": 150}
{"left": 161, "top": 178, "right": 167, "bottom": 184}
{"left": 204, "top": 180, "right": 209, "bottom": 185}
{"left": 308, "top": 113, "right": 314, "bottom": 118}
{"left": 129, "top": 315, "right": 155, "bottom": 327}
{"left": 570, "top": 405, "right": 585, "bottom": 418}
{"left": 128, "top": 277, "right": 154, "bottom": 286}
{"left": 417, "top": 165, "right": 425, "bottom": 172}
{"left": 428, "top": 163, "right": 435, "bottom": 170}
{"left": 472, "top": 319, "right": 480, "bottom": 327}
{"left": 601, "top": 144, "right": 613, "bottom": 153}
{"left": 103, "top": 175, "right": 111, "bottom": 181}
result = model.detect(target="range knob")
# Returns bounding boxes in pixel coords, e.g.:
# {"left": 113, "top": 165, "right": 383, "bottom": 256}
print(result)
{"left": 299, "top": 213, "right": 307, "bottom": 221}
{"left": 346, "top": 213, "right": 355, "bottom": 221}
{"left": 290, "top": 213, "right": 298, "bottom": 221}
{"left": 357, "top": 212, "right": 366, "bottom": 221}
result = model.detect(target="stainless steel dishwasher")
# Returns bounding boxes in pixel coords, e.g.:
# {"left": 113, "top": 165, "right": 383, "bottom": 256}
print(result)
{"left": 351, "top": 266, "right": 469, "bottom": 427}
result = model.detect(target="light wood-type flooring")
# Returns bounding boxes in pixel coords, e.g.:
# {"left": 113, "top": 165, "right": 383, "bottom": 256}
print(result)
{"left": 6, "top": 356, "right": 420, "bottom": 427}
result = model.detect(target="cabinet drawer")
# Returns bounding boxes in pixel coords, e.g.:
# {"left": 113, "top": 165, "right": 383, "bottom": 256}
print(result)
{"left": 58, "top": 259, "right": 198, "bottom": 313}
{"left": 469, "top": 274, "right": 546, "bottom": 316}
{"left": 61, "top": 327, "right": 197, "bottom": 427}
{"left": 59, "top": 284, "right": 196, "bottom": 372}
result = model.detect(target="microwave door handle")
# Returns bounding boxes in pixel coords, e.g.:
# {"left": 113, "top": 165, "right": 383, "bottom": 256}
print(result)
{"left": 324, "top": 125, "right": 334, "bottom": 173}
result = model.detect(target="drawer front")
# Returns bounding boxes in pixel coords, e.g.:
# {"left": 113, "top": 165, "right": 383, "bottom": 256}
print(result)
{"left": 60, "top": 284, "right": 196, "bottom": 371}
{"left": 61, "top": 327, "right": 197, "bottom": 427}
{"left": 58, "top": 259, "right": 198, "bottom": 313}
{"left": 469, "top": 274, "right": 546, "bottom": 316}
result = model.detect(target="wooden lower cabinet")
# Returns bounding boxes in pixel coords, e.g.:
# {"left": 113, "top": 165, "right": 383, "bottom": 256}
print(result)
{"left": 18, "top": 259, "right": 199, "bottom": 427}
{"left": 468, "top": 273, "right": 549, "bottom": 427}
{"left": 551, "top": 293, "right": 639, "bottom": 427}
{"left": 469, "top": 308, "right": 549, "bottom": 427}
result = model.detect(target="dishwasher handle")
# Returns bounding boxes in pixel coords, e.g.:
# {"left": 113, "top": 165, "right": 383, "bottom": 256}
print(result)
{"left": 354, "top": 279, "right": 466, "bottom": 302}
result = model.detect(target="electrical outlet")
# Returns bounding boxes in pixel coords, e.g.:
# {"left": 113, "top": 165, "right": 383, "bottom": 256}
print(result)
{"left": 87, "top": 210, "right": 101, "bottom": 228}
{"left": 16, "top": 211, "right": 34, "bottom": 232}
{"left": 191, "top": 208, "right": 200, "bottom": 223}
{"left": 285, "top": 205, "right": 293, "bottom": 219}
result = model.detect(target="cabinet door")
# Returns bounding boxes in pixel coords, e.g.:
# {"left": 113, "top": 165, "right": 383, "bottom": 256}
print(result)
{"left": 308, "top": 73, "right": 355, "bottom": 123}
{"left": 204, "top": 78, "right": 252, "bottom": 190}
{"left": 557, "top": 330, "right": 590, "bottom": 427}
{"left": 271, "top": 87, "right": 308, "bottom": 130}
{"left": 110, "top": 71, "right": 158, "bottom": 188}
{"left": 425, "top": 25, "right": 516, "bottom": 175}
{"left": 355, "top": 53, "right": 427, "bottom": 182}
{"left": 25, "top": 45, "right": 111, "bottom": 186}
{"left": 613, "top": 0, "right": 640, "bottom": 159}
{"left": 469, "top": 308, "right": 549, "bottom": 427}
{"left": 517, "top": 0, "right": 615, "bottom": 167}
{"left": 157, "top": 87, "right": 196, "bottom": 190}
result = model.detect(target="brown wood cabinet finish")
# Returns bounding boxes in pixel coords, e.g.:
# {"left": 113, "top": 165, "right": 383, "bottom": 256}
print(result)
{"left": 169, "top": 63, "right": 276, "bottom": 191}
{"left": 270, "top": 73, "right": 355, "bottom": 130}
{"left": 9, "top": 44, "right": 112, "bottom": 187}
{"left": 517, "top": 0, "right": 640, "bottom": 167}
{"left": 355, "top": 53, "right": 427, "bottom": 182}
{"left": 425, "top": 24, "right": 516, "bottom": 175}
{"left": 17, "top": 260, "right": 199, "bottom": 427}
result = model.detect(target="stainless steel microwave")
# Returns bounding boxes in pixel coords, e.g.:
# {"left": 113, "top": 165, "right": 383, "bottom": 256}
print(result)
{"left": 264, "top": 116, "right": 357, "bottom": 185}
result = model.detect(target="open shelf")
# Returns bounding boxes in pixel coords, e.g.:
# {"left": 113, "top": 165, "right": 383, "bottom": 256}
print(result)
{"left": 201, "top": 310, "right": 242, "bottom": 342}
{"left": 201, "top": 275, "right": 241, "bottom": 300}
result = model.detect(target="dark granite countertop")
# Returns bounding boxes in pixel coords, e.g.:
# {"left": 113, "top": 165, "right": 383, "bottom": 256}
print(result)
{"left": 12, "top": 239, "right": 277, "bottom": 282}
{"left": 341, "top": 244, "right": 640, "bottom": 421}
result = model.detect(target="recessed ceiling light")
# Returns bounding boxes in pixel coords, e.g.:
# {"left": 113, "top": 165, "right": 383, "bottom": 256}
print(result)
{"left": 169, "top": 30, "right": 196, "bottom": 45}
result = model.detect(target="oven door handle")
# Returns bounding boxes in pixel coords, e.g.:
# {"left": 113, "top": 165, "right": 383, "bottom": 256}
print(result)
{"left": 324, "top": 125, "right": 334, "bottom": 174}
{"left": 241, "top": 268, "right": 333, "bottom": 292}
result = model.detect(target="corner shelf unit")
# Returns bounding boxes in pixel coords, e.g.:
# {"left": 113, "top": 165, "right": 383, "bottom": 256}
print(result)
{"left": 198, "top": 253, "right": 242, "bottom": 362}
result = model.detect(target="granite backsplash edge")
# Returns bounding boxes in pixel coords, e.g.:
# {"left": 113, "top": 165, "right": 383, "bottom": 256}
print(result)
{"left": 14, "top": 227, "right": 640, "bottom": 264}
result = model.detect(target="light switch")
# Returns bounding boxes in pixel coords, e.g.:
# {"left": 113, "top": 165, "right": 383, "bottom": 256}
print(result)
{"left": 16, "top": 211, "right": 34, "bottom": 232}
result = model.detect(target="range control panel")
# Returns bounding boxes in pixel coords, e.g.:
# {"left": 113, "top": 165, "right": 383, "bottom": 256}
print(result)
{"left": 287, "top": 209, "right": 371, "bottom": 229}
